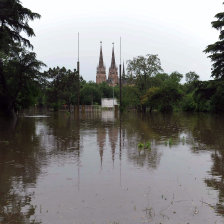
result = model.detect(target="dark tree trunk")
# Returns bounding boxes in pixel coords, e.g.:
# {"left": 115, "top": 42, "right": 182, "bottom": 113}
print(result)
{"left": 0, "top": 59, "right": 16, "bottom": 117}
{"left": 0, "top": 59, "right": 7, "bottom": 94}
{"left": 142, "top": 105, "right": 146, "bottom": 113}
{"left": 0, "top": 96, "right": 16, "bottom": 118}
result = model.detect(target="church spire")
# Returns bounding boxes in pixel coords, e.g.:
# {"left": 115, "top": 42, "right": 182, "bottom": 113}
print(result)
{"left": 110, "top": 43, "right": 116, "bottom": 69}
{"left": 96, "top": 41, "right": 106, "bottom": 84}
{"left": 98, "top": 41, "right": 104, "bottom": 68}
{"left": 108, "top": 42, "right": 118, "bottom": 86}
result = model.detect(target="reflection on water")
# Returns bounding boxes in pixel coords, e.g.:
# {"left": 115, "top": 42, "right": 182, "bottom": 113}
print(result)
{"left": 1, "top": 111, "right": 224, "bottom": 223}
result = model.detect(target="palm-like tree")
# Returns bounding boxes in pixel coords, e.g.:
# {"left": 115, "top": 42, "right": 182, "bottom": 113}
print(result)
{"left": 0, "top": 0, "right": 41, "bottom": 51}
{"left": 0, "top": 0, "right": 44, "bottom": 116}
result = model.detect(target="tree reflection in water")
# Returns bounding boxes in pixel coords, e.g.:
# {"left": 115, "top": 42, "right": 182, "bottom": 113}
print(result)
{"left": 0, "top": 112, "right": 81, "bottom": 224}
{"left": 0, "top": 117, "right": 43, "bottom": 224}
{"left": 1, "top": 111, "right": 224, "bottom": 222}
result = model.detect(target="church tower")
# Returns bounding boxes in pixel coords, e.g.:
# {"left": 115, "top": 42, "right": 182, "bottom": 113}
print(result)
{"left": 96, "top": 42, "right": 106, "bottom": 84}
{"left": 108, "top": 43, "right": 118, "bottom": 86}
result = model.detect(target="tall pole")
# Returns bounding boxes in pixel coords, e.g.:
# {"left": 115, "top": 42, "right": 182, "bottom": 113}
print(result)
{"left": 77, "top": 32, "right": 80, "bottom": 111}
{"left": 113, "top": 84, "right": 114, "bottom": 109}
{"left": 119, "top": 37, "right": 122, "bottom": 112}
{"left": 112, "top": 42, "right": 115, "bottom": 109}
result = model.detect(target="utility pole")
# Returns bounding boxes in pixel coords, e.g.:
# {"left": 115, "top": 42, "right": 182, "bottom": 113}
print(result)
{"left": 119, "top": 37, "right": 122, "bottom": 112}
{"left": 119, "top": 37, "right": 122, "bottom": 186}
{"left": 77, "top": 32, "right": 80, "bottom": 111}
{"left": 112, "top": 42, "right": 115, "bottom": 110}
{"left": 113, "top": 83, "right": 114, "bottom": 109}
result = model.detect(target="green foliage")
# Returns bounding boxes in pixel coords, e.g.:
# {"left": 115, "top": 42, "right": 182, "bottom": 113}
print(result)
{"left": 180, "top": 71, "right": 200, "bottom": 111}
{"left": 0, "top": 0, "right": 44, "bottom": 116}
{"left": 148, "top": 73, "right": 169, "bottom": 88}
{"left": 145, "top": 141, "right": 151, "bottom": 149}
{"left": 190, "top": 80, "right": 224, "bottom": 113}
{"left": 138, "top": 142, "right": 144, "bottom": 149}
{"left": 204, "top": 3, "right": 224, "bottom": 79}
{"left": 124, "top": 56, "right": 186, "bottom": 112}
{"left": 141, "top": 87, "right": 160, "bottom": 111}
{"left": 127, "top": 54, "right": 163, "bottom": 93}
{"left": 0, "top": 45, "right": 45, "bottom": 115}
{"left": 2, "top": 0, "right": 224, "bottom": 116}
{"left": 44, "top": 67, "right": 80, "bottom": 111}
{"left": 165, "top": 138, "right": 173, "bottom": 146}
{"left": 98, "top": 82, "right": 113, "bottom": 98}
{"left": 210, "top": 81, "right": 224, "bottom": 112}
{"left": 80, "top": 81, "right": 101, "bottom": 105}
{"left": 126, "top": 54, "right": 163, "bottom": 112}
{"left": 43, "top": 74, "right": 119, "bottom": 109}
{"left": 140, "top": 72, "right": 183, "bottom": 112}
{"left": 169, "top": 71, "right": 183, "bottom": 83}
{"left": 181, "top": 93, "right": 196, "bottom": 111}
{"left": 157, "top": 87, "right": 182, "bottom": 112}
{"left": 168, "top": 138, "right": 173, "bottom": 146}
{"left": 185, "top": 71, "right": 199, "bottom": 83}
{"left": 122, "top": 85, "right": 140, "bottom": 109}
{"left": 193, "top": 81, "right": 215, "bottom": 112}
{"left": 127, "top": 54, "right": 163, "bottom": 78}
{"left": 138, "top": 141, "right": 151, "bottom": 151}
{"left": 80, "top": 81, "right": 118, "bottom": 106}
{"left": 0, "top": 0, "right": 41, "bottom": 51}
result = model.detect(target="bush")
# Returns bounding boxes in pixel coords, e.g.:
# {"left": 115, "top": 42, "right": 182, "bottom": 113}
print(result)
{"left": 181, "top": 93, "right": 196, "bottom": 111}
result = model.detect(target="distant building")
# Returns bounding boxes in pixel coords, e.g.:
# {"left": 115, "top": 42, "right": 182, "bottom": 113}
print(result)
{"left": 96, "top": 41, "right": 107, "bottom": 84}
{"left": 107, "top": 43, "right": 118, "bottom": 86}
{"left": 101, "top": 98, "right": 118, "bottom": 108}
{"left": 96, "top": 42, "right": 119, "bottom": 87}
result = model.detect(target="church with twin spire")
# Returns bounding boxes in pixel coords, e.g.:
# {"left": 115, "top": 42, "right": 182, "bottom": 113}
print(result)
{"left": 96, "top": 42, "right": 119, "bottom": 87}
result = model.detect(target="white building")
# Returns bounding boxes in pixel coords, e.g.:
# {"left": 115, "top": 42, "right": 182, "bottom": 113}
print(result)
{"left": 101, "top": 98, "right": 118, "bottom": 108}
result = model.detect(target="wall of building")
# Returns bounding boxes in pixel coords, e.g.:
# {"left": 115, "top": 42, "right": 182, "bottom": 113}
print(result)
{"left": 101, "top": 98, "right": 118, "bottom": 108}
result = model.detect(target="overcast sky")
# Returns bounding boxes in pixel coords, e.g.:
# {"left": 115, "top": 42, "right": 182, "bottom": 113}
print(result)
{"left": 22, "top": 0, "right": 223, "bottom": 81}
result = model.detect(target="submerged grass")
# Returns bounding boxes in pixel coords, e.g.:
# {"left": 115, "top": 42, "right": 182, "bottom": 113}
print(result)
{"left": 138, "top": 141, "right": 151, "bottom": 150}
{"left": 168, "top": 138, "right": 173, "bottom": 146}
{"left": 145, "top": 141, "right": 151, "bottom": 149}
{"left": 165, "top": 138, "right": 173, "bottom": 147}
{"left": 138, "top": 142, "right": 144, "bottom": 150}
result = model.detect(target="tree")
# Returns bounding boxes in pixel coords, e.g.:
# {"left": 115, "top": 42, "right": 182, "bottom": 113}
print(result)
{"left": 0, "top": 45, "right": 45, "bottom": 115}
{"left": 155, "top": 81, "right": 183, "bottom": 112}
{"left": 80, "top": 82, "right": 101, "bottom": 105}
{"left": 0, "top": 0, "right": 43, "bottom": 116}
{"left": 185, "top": 71, "right": 199, "bottom": 83}
{"left": 98, "top": 82, "right": 113, "bottom": 98}
{"left": 122, "top": 85, "right": 140, "bottom": 110}
{"left": 0, "top": 0, "right": 40, "bottom": 51}
{"left": 141, "top": 87, "right": 160, "bottom": 112}
{"left": 141, "top": 73, "right": 183, "bottom": 112}
{"left": 193, "top": 81, "right": 216, "bottom": 112}
{"left": 169, "top": 71, "right": 183, "bottom": 83}
{"left": 127, "top": 54, "right": 163, "bottom": 91}
{"left": 45, "top": 67, "right": 80, "bottom": 111}
{"left": 126, "top": 54, "right": 163, "bottom": 112}
{"left": 210, "top": 81, "right": 224, "bottom": 112}
{"left": 204, "top": 3, "right": 224, "bottom": 79}
{"left": 181, "top": 71, "right": 199, "bottom": 111}
{"left": 59, "top": 69, "right": 80, "bottom": 111}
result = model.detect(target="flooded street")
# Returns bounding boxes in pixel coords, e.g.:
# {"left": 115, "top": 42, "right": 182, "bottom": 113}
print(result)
{"left": 0, "top": 111, "right": 224, "bottom": 224}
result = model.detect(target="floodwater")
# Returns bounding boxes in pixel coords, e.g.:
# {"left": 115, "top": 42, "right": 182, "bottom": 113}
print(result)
{"left": 0, "top": 111, "right": 224, "bottom": 224}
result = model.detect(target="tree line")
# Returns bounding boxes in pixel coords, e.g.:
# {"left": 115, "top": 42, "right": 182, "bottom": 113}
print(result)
{"left": 1, "top": 0, "right": 224, "bottom": 116}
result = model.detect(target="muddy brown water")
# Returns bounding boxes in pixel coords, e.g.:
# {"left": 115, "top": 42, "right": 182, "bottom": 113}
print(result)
{"left": 0, "top": 111, "right": 224, "bottom": 224}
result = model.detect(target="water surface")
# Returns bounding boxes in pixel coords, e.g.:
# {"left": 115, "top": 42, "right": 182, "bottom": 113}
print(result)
{"left": 0, "top": 111, "right": 224, "bottom": 224}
